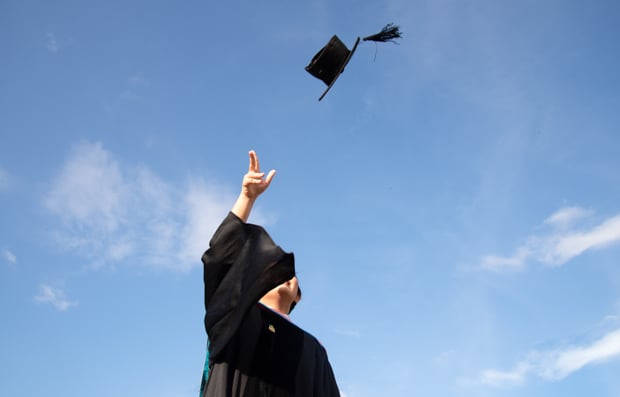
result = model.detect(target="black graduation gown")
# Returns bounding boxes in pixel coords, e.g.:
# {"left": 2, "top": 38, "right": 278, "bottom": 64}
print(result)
{"left": 201, "top": 212, "right": 340, "bottom": 397}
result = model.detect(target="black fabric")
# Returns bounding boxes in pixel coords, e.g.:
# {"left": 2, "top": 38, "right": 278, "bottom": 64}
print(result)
{"left": 202, "top": 212, "right": 340, "bottom": 397}
{"left": 203, "top": 212, "right": 295, "bottom": 363}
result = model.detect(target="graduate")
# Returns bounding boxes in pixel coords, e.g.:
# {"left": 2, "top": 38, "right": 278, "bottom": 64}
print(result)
{"left": 200, "top": 150, "right": 340, "bottom": 397}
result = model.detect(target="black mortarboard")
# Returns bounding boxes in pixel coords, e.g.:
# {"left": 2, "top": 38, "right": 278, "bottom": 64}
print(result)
{"left": 305, "top": 35, "right": 361, "bottom": 101}
{"left": 305, "top": 23, "right": 402, "bottom": 101}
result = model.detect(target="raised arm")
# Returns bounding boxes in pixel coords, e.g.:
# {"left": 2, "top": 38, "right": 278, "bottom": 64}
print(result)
{"left": 231, "top": 150, "right": 276, "bottom": 223}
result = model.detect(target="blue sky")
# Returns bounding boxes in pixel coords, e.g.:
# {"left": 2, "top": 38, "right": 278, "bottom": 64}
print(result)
{"left": 2, "top": 0, "right": 620, "bottom": 396}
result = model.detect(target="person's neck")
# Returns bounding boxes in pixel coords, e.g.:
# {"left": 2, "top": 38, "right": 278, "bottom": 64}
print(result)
{"left": 259, "top": 296, "right": 290, "bottom": 317}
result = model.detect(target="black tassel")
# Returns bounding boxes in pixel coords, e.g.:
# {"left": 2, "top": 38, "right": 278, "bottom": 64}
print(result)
{"left": 363, "top": 23, "right": 402, "bottom": 43}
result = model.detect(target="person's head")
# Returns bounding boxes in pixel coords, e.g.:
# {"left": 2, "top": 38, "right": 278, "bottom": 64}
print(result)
{"left": 260, "top": 276, "right": 302, "bottom": 315}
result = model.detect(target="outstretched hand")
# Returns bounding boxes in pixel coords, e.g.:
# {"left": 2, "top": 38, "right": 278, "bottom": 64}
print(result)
{"left": 241, "top": 150, "right": 276, "bottom": 200}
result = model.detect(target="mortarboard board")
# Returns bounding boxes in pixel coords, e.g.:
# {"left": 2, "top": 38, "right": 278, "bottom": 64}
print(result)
{"left": 305, "top": 23, "right": 402, "bottom": 101}
{"left": 305, "top": 35, "right": 361, "bottom": 101}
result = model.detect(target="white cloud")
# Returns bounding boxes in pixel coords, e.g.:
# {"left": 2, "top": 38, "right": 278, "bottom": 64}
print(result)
{"left": 541, "top": 329, "right": 620, "bottom": 379}
{"left": 44, "top": 141, "right": 237, "bottom": 272}
{"left": 480, "top": 362, "right": 530, "bottom": 387}
{"left": 480, "top": 328, "right": 620, "bottom": 387}
{"left": 544, "top": 206, "right": 592, "bottom": 227}
{"left": 177, "top": 180, "right": 234, "bottom": 271}
{"left": 480, "top": 207, "right": 620, "bottom": 271}
{"left": 45, "top": 141, "right": 128, "bottom": 234}
{"left": 480, "top": 247, "right": 530, "bottom": 272}
{"left": 538, "top": 215, "right": 620, "bottom": 265}
{"left": 34, "top": 284, "right": 77, "bottom": 311}
{"left": 3, "top": 249, "right": 17, "bottom": 265}
{"left": 45, "top": 32, "right": 61, "bottom": 53}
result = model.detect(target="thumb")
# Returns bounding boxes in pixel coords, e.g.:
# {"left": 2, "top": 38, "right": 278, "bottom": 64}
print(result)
{"left": 265, "top": 169, "right": 276, "bottom": 185}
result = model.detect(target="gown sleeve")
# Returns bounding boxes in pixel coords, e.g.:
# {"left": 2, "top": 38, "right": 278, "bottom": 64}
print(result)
{"left": 202, "top": 212, "right": 295, "bottom": 363}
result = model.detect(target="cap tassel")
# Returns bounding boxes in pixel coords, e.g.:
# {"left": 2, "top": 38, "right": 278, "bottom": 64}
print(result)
{"left": 362, "top": 23, "right": 402, "bottom": 43}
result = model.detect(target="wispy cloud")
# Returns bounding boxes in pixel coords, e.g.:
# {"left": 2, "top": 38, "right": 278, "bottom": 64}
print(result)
{"left": 480, "top": 327, "right": 620, "bottom": 387}
{"left": 480, "top": 247, "right": 530, "bottom": 271}
{"left": 44, "top": 141, "right": 236, "bottom": 272}
{"left": 34, "top": 284, "right": 77, "bottom": 311}
{"left": 3, "top": 249, "right": 17, "bottom": 265}
{"left": 45, "top": 32, "right": 61, "bottom": 53}
{"left": 544, "top": 206, "right": 593, "bottom": 228}
{"left": 480, "top": 363, "right": 530, "bottom": 387}
{"left": 480, "top": 207, "right": 620, "bottom": 271}
{"left": 45, "top": 141, "right": 127, "bottom": 234}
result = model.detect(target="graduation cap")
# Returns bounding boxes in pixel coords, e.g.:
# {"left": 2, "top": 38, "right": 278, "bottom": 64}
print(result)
{"left": 305, "top": 23, "right": 402, "bottom": 101}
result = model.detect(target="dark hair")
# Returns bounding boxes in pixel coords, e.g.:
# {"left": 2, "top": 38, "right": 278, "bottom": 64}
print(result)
{"left": 289, "top": 286, "right": 302, "bottom": 313}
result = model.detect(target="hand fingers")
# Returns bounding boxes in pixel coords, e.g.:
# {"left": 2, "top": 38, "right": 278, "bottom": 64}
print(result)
{"left": 254, "top": 151, "right": 261, "bottom": 173}
{"left": 246, "top": 171, "right": 264, "bottom": 180}
{"left": 246, "top": 151, "right": 274, "bottom": 190}
{"left": 249, "top": 150, "right": 262, "bottom": 173}
{"left": 244, "top": 170, "right": 274, "bottom": 188}
{"left": 248, "top": 150, "right": 258, "bottom": 172}
{"left": 265, "top": 169, "right": 276, "bottom": 186}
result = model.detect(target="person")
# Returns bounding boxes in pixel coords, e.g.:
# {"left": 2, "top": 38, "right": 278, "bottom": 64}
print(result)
{"left": 200, "top": 150, "right": 341, "bottom": 397}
